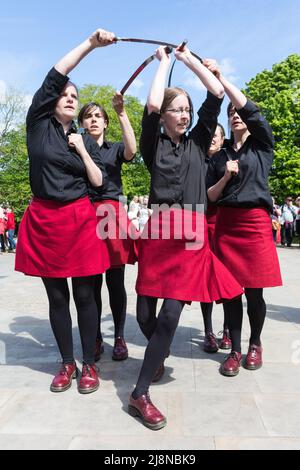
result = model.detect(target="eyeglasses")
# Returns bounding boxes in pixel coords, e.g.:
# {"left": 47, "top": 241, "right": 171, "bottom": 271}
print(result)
{"left": 165, "top": 107, "right": 191, "bottom": 115}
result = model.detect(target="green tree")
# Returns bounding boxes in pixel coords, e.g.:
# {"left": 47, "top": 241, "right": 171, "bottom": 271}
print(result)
{"left": 79, "top": 84, "right": 150, "bottom": 200}
{"left": 0, "top": 125, "right": 31, "bottom": 224}
{"left": 243, "top": 54, "right": 300, "bottom": 201}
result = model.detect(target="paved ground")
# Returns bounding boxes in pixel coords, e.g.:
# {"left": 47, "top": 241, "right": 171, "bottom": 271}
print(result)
{"left": 0, "top": 246, "right": 300, "bottom": 450}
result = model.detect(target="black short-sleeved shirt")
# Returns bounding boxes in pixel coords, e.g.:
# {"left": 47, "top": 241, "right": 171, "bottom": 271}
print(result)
{"left": 206, "top": 100, "right": 275, "bottom": 212}
{"left": 26, "top": 67, "right": 107, "bottom": 202}
{"left": 140, "top": 92, "right": 223, "bottom": 210}
{"left": 89, "top": 140, "right": 131, "bottom": 202}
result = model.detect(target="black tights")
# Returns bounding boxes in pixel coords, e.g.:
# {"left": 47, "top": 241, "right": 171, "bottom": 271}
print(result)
{"left": 42, "top": 276, "right": 98, "bottom": 364}
{"left": 133, "top": 296, "right": 184, "bottom": 398}
{"left": 94, "top": 266, "right": 127, "bottom": 340}
{"left": 200, "top": 302, "right": 230, "bottom": 334}
{"left": 223, "top": 288, "right": 266, "bottom": 353}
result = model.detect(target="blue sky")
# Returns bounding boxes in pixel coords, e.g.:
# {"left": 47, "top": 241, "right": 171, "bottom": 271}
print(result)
{"left": 1, "top": 0, "right": 299, "bottom": 129}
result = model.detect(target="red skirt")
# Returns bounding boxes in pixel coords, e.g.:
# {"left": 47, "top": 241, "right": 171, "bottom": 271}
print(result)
{"left": 136, "top": 208, "right": 243, "bottom": 303}
{"left": 206, "top": 203, "right": 218, "bottom": 246}
{"left": 15, "top": 197, "right": 110, "bottom": 278}
{"left": 213, "top": 206, "right": 282, "bottom": 288}
{"left": 94, "top": 199, "right": 138, "bottom": 267}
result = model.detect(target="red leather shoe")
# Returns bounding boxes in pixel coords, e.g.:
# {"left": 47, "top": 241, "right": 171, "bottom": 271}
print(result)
{"left": 220, "top": 351, "right": 242, "bottom": 376}
{"left": 244, "top": 345, "right": 263, "bottom": 370}
{"left": 50, "top": 362, "right": 78, "bottom": 392}
{"left": 94, "top": 338, "right": 104, "bottom": 362}
{"left": 152, "top": 362, "right": 165, "bottom": 383}
{"left": 203, "top": 332, "right": 219, "bottom": 353}
{"left": 112, "top": 337, "right": 128, "bottom": 361}
{"left": 128, "top": 393, "right": 166, "bottom": 430}
{"left": 78, "top": 363, "right": 99, "bottom": 394}
{"left": 218, "top": 329, "right": 232, "bottom": 350}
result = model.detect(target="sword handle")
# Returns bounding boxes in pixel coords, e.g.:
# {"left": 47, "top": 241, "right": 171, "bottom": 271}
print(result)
{"left": 178, "top": 39, "right": 188, "bottom": 51}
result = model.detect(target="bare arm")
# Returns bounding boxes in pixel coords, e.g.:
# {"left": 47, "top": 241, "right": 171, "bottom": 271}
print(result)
{"left": 175, "top": 48, "right": 224, "bottom": 99}
{"left": 112, "top": 92, "right": 136, "bottom": 161}
{"left": 147, "top": 47, "right": 171, "bottom": 114}
{"left": 55, "top": 29, "right": 115, "bottom": 76}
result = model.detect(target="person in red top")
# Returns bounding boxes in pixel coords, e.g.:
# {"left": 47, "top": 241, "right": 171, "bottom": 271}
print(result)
{"left": 4, "top": 207, "right": 16, "bottom": 252}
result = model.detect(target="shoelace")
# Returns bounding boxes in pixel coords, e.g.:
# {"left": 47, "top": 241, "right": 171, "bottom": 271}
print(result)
{"left": 82, "top": 363, "right": 98, "bottom": 376}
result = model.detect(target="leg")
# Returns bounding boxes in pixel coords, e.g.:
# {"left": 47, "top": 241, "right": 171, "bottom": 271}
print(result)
{"left": 200, "top": 302, "right": 213, "bottom": 334}
{"left": 106, "top": 266, "right": 127, "bottom": 338}
{"left": 72, "top": 276, "right": 98, "bottom": 364}
{"left": 245, "top": 288, "right": 266, "bottom": 346}
{"left": 220, "top": 296, "right": 243, "bottom": 376}
{"left": 244, "top": 288, "right": 265, "bottom": 370}
{"left": 72, "top": 276, "right": 100, "bottom": 393}
{"left": 133, "top": 298, "right": 184, "bottom": 398}
{"left": 136, "top": 295, "right": 158, "bottom": 340}
{"left": 94, "top": 274, "right": 103, "bottom": 342}
{"left": 218, "top": 304, "right": 232, "bottom": 350}
{"left": 200, "top": 302, "right": 218, "bottom": 353}
{"left": 42, "top": 277, "right": 73, "bottom": 363}
{"left": 129, "top": 298, "right": 184, "bottom": 430}
{"left": 42, "top": 277, "right": 77, "bottom": 392}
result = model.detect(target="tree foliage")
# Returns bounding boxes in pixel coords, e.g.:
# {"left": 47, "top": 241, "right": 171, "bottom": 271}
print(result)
{"left": 243, "top": 54, "right": 300, "bottom": 201}
{"left": 0, "top": 125, "right": 31, "bottom": 223}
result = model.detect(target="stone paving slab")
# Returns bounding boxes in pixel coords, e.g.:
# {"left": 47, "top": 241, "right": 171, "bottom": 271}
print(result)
{"left": 0, "top": 248, "right": 300, "bottom": 450}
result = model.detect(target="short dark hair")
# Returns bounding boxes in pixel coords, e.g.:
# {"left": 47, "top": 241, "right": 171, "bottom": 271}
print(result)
{"left": 78, "top": 102, "right": 109, "bottom": 128}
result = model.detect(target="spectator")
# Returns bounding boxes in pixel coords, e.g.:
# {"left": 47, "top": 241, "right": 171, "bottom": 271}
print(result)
{"left": 281, "top": 196, "right": 297, "bottom": 247}
{"left": 4, "top": 206, "right": 16, "bottom": 252}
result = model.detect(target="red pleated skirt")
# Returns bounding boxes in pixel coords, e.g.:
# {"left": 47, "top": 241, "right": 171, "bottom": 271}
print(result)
{"left": 136, "top": 207, "right": 243, "bottom": 303}
{"left": 213, "top": 206, "right": 282, "bottom": 288}
{"left": 15, "top": 197, "right": 110, "bottom": 278}
{"left": 94, "top": 199, "right": 138, "bottom": 267}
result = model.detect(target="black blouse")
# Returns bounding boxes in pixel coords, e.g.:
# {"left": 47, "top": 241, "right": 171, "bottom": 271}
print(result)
{"left": 26, "top": 67, "right": 106, "bottom": 203}
{"left": 206, "top": 99, "right": 275, "bottom": 212}
{"left": 140, "top": 92, "right": 223, "bottom": 210}
{"left": 89, "top": 140, "right": 131, "bottom": 202}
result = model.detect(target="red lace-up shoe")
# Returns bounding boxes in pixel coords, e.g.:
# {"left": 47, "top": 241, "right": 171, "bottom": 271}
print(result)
{"left": 50, "top": 362, "right": 78, "bottom": 392}
{"left": 203, "top": 332, "right": 219, "bottom": 353}
{"left": 244, "top": 345, "right": 263, "bottom": 370}
{"left": 112, "top": 337, "right": 128, "bottom": 361}
{"left": 220, "top": 351, "right": 242, "bottom": 376}
{"left": 94, "top": 338, "right": 104, "bottom": 362}
{"left": 128, "top": 393, "right": 166, "bottom": 430}
{"left": 218, "top": 329, "right": 232, "bottom": 350}
{"left": 78, "top": 363, "right": 99, "bottom": 394}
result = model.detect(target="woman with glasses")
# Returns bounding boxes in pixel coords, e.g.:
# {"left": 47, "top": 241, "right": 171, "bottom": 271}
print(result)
{"left": 128, "top": 45, "right": 243, "bottom": 430}
{"left": 78, "top": 93, "right": 137, "bottom": 364}
{"left": 15, "top": 29, "right": 115, "bottom": 394}
{"left": 205, "top": 59, "right": 282, "bottom": 377}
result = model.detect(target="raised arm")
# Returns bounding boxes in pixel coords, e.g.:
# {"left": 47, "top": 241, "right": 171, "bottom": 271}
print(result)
{"left": 175, "top": 47, "right": 224, "bottom": 99}
{"left": 55, "top": 28, "right": 115, "bottom": 76}
{"left": 112, "top": 92, "right": 137, "bottom": 161}
{"left": 204, "top": 59, "right": 274, "bottom": 147}
{"left": 147, "top": 47, "right": 172, "bottom": 114}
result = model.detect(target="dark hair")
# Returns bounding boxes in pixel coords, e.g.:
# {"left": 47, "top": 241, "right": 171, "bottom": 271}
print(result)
{"left": 216, "top": 123, "right": 225, "bottom": 138}
{"left": 227, "top": 99, "right": 261, "bottom": 118}
{"left": 77, "top": 102, "right": 109, "bottom": 128}
{"left": 161, "top": 87, "right": 194, "bottom": 131}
